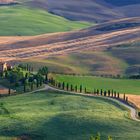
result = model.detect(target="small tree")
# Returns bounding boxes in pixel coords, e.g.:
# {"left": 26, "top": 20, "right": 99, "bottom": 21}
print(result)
{"left": 97, "top": 89, "right": 99, "bottom": 95}
{"left": 138, "top": 112, "right": 140, "bottom": 118}
{"left": 58, "top": 82, "right": 61, "bottom": 89}
{"left": 8, "top": 88, "right": 11, "bottom": 95}
{"left": 94, "top": 89, "right": 96, "bottom": 94}
{"left": 104, "top": 91, "right": 107, "bottom": 96}
{"left": 117, "top": 93, "right": 120, "bottom": 98}
{"left": 66, "top": 83, "right": 69, "bottom": 91}
{"left": 38, "top": 66, "right": 48, "bottom": 82}
{"left": 100, "top": 89, "right": 103, "bottom": 96}
{"left": 108, "top": 90, "right": 111, "bottom": 97}
{"left": 114, "top": 91, "right": 116, "bottom": 98}
{"left": 85, "top": 87, "right": 87, "bottom": 93}
{"left": 126, "top": 97, "right": 128, "bottom": 102}
{"left": 123, "top": 94, "right": 126, "bottom": 101}
{"left": 70, "top": 84, "right": 73, "bottom": 91}
{"left": 111, "top": 90, "right": 114, "bottom": 97}
{"left": 108, "top": 136, "right": 112, "bottom": 140}
{"left": 62, "top": 82, "right": 65, "bottom": 90}
{"left": 80, "top": 85, "right": 82, "bottom": 93}
{"left": 89, "top": 133, "right": 100, "bottom": 140}
{"left": 23, "top": 78, "right": 28, "bottom": 93}
{"left": 75, "top": 85, "right": 78, "bottom": 92}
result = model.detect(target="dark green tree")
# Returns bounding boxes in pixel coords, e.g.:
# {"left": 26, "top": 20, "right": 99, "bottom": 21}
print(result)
{"left": 66, "top": 83, "right": 69, "bottom": 91}
{"left": 75, "top": 85, "right": 78, "bottom": 92}
{"left": 80, "top": 85, "right": 82, "bottom": 93}
{"left": 62, "top": 82, "right": 65, "bottom": 90}
{"left": 38, "top": 66, "right": 48, "bottom": 82}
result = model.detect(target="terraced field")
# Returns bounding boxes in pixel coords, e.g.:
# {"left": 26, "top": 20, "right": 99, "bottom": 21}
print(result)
{"left": 0, "top": 91, "right": 140, "bottom": 140}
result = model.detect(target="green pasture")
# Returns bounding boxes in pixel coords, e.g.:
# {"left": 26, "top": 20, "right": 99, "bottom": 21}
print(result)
{"left": 0, "top": 91, "right": 140, "bottom": 140}
{"left": 53, "top": 74, "right": 140, "bottom": 94}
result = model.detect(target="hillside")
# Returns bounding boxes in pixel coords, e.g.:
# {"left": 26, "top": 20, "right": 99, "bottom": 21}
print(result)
{"left": 22, "top": 0, "right": 140, "bottom": 22}
{"left": 0, "top": 91, "right": 140, "bottom": 140}
{"left": 0, "top": 17, "right": 140, "bottom": 75}
{"left": 0, "top": 5, "right": 91, "bottom": 36}
{"left": 0, "top": 17, "right": 139, "bottom": 59}
{"left": 1, "top": 0, "right": 140, "bottom": 23}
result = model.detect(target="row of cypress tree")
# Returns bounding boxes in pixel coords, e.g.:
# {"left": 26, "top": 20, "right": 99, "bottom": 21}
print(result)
{"left": 48, "top": 78, "right": 129, "bottom": 102}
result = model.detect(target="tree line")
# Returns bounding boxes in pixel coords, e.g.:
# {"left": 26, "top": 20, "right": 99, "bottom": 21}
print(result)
{"left": 48, "top": 78, "right": 129, "bottom": 103}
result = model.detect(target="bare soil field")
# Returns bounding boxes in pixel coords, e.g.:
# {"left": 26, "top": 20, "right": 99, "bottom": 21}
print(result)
{"left": 119, "top": 94, "right": 140, "bottom": 109}
{"left": 127, "top": 94, "right": 140, "bottom": 109}
{"left": 0, "top": 17, "right": 140, "bottom": 62}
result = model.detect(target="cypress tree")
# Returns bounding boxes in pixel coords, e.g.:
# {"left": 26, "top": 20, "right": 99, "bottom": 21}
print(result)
{"left": 104, "top": 91, "right": 107, "bottom": 96}
{"left": 75, "top": 85, "right": 78, "bottom": 92}
{"left": 62, "top": 82, "right": 65, "bottom": 90}
{"left": 94, "top": 89, "right": 96, "bottom": 94}
{"left": 100, "top": 89, "right": 103, "bottom": 96}
{"left": 85, "top": 87, "right": 87, "bottom": 93}
{"left": 97, "top": 89, "right": 99, "bottom": 95}
{"left": 123, "top": 94, "right": 126, "bottom": 101}
{"left": 126, "top": 97, "right": 128, "bottom": 102}
{"left": 8, "top": 88, "right": 11, "bottom": 95}
{"left": 24, "top": 84, "right": 26, "bottom": 93}
{"left": 111, "top": 89, "right": 114, "bottom": 97}
{"left": 80, "top": 85, "right": 82, "bottom": 93}
{"left": 66, "top": 83, "right": 69, "bottom": 91}
{"left": 114, "top": 91, "right": 116, "bottom": 98}
{"left": 117, "top": 93, "right": 120, "bottom": 98}
{"left": 31, "top": 82, "right": 33, "bottom": 91}
{"left": 108, "top": 90, "right": 111, "bottom": 97}
{"left": 70, "top": 84, "right": 73, "bottom": 91}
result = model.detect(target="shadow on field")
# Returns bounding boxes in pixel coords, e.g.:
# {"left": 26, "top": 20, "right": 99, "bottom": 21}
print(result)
{"left": 0, "top": 113, "right": 126, "bottom": 140}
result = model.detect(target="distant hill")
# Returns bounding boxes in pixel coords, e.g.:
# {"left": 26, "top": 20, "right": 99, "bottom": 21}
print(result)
{"left": 104, "top": 0, "right": 140, "bottom": 6}
{"left": 1, "top": 0, "right": 140, "bottom": 22}
{"left": 0, "top": 4, "right": 92, "bottom": 36}
{"left": 23, "top": 0, "right": 140, "bottom": 23}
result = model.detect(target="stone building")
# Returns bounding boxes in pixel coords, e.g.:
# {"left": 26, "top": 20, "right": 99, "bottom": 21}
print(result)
{"left": 0, "top": 62, "right": 7, "bottom": 72}
{"left": 0, "top": 62, "right": 12, "bottom": 73}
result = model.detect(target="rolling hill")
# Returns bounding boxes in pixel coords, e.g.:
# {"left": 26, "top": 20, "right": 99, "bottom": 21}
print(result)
{"left": 19, "top": 0, "right": 140, "bottom": 22}
{"left": 0, "top": 91, "right": 140, "bottom": 140}
{"left": 0, "top": 5, "right": 91, "bottom": 36}
{"left": 2, "top": 0, "right": 140, "bottom": 23}
{"left": 0, "top": 17, "right": 140, "bottom": 75}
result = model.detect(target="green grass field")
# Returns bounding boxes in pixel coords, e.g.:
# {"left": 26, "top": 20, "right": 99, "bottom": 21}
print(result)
{"left": 0, "top": 5, "right": 92, "bottom": 36}
{"left": 53, "top": 74, "right": 140, "bottom": 95}
{"left": 0, "top": 91, "right": 140, "bottom": 140}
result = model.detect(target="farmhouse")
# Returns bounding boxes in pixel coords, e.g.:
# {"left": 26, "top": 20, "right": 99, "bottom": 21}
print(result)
{"left": 0, "top": 62, "right": 12, "bottom": 73}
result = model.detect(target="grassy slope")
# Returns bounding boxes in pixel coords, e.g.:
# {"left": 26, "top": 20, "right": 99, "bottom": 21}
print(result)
{"left": 0, "top": 91, "right": 140, "bottom": 140}
{"left": 53, "top": 74, "right": 140, "bottom": 95}
{"left": 24, "top": 51, "right": 128, "bottom": 75}
{"left": 0, "top": 5, "right": 92, "bottom": 36}
{"left": 108, "top": 42, "right": 140, "bottom": 75}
